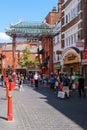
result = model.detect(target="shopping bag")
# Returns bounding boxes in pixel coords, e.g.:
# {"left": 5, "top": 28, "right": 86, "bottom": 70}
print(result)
{"left": 57, "top": 91, "right": 65, "bottom": 98}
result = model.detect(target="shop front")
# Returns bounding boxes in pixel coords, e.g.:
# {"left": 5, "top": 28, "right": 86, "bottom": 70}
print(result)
{"left": 81, "top": 50, "right": 87, "bottom": 85}
{"left": 63, "top": 52, "right": 81, "bottom": 75}
{"left": 53, "top": 63, "right": 61, "bottom": 74}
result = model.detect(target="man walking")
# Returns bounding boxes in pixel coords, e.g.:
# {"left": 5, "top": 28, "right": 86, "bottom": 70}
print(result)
{"left": 78, "top": 75, "right": 86, "bottom": 97}
{"left": 34, "top": 72, "right": 39, "bottom": 88}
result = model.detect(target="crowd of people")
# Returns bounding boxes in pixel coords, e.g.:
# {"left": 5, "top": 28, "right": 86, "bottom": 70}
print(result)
{"left": 28, "top": 71, "right": 86, "bottom": 98}
{"left": 0, "top": 71, "right": 86, "bottom": 98}
{"left": 49, "top": 72, "right": 86, "bottom": 98}
{"left": 23, "top": 71, "right": 86, "bottom": 98}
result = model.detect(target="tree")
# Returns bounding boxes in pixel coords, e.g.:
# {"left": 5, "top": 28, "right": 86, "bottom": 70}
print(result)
{"left": 18, "top": 47, "right": 38, "bottom": 70}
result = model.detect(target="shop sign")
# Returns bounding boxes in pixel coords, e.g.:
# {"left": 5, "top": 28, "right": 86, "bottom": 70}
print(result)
{"left": 76, "top": 42, "right": 84, "bottom": 47}
{"left": 82, "top": 50, "right": 87, "bottom": 65}
{"left": 56, "top": 50, "right": 62, "bottom": 54}
{"left": 82, "top": 50, "right": 87, "bottom": 59}
{"left": 64, "top": 53, "right": 79, "bottom": 64}
{"left": 54, "top": 63, "right": 61, "bottom": 69}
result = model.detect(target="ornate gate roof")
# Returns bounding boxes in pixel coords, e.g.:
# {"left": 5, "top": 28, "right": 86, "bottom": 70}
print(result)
{"left": 6, "top": 20, "right": 58, "bottom": 37}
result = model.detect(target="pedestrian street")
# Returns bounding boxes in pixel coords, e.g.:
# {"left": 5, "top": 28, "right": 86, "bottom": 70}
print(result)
{"left": 0, "top": 84, "right": 87, "bottom": 130}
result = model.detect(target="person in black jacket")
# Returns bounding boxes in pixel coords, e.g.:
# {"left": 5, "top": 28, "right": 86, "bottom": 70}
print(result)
{"left": 78, "top": 75, "right": 86, "bottom": 97}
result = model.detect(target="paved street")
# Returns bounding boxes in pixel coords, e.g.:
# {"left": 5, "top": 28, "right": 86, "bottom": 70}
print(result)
{"left": 0, "top": 84, "right": 87, "bottom": 130}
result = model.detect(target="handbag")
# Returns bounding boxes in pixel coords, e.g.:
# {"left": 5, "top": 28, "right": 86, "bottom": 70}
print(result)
{"left": 57, "top": 91, "right": 65, "bottom": 98}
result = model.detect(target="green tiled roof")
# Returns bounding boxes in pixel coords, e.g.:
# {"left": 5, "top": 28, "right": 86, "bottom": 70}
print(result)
{"left": 6, "top": 20, "right": 58, "bottom": 37}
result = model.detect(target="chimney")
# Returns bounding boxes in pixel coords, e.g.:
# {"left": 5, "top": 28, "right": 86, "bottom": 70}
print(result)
{"left": 58, "top": 0, "right": 62, "bottom": 12}
{"left": 52, "top": 7, "right": 56, "bottom": 12}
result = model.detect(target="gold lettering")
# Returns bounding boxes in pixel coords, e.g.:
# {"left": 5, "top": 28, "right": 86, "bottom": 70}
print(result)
{"left": 68, "top": 55, "right": 76, "bottom": 61}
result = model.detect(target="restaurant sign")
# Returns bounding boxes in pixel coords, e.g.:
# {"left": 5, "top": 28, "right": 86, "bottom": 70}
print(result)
{"left": 82, "top": 50, "right": 87, "bottom": 65}
{"left": 76, "top": 42, "right": 84, "bottom": 47}
{"left": 64, "top": 53, "right": 79, "bottom": 64}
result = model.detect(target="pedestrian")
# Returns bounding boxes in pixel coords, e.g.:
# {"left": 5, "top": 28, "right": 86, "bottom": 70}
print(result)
{"left": 50, "top": 74, "right": 55, "bottom": 89}
{"left": 34, "top": 72, "right": 39, "bottom": 88}
{"left": 18, "top": 76, "right": 24, "bottom": 92}
{"left": 38, "top": 73, "right": 43, "bottom": 86}
{"left": 1, "top": 75, "right": 4, "bottom": 87}
{"left": 30, "top": 75, "right": 34, "bottom": 87}
{"left": 62, "top": 74, "right": 70, "bottom": 98}
{"left": 78, "top": 75, "right": 86, "bottom": 97}
{"left": 74, "top": 73, "right": 79, "bottom": 89}
{"left": 68, "top": 74, "right": 73, "bottom": 90}
{"left": 54, "top": 77, "right": 60, "bottom": 94}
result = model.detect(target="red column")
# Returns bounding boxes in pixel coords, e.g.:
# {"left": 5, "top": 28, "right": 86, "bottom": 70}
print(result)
{"left": 42, "top": 37, "right": 46, "bottom": 63}
{"left": 12, "top": 35, "right": 16, "bottom": 88}
{"left": 42, "top": 36, "right": 53, "bottom": 74}
{"left": 49, "top": 37, "right": 53, "bottom": 73}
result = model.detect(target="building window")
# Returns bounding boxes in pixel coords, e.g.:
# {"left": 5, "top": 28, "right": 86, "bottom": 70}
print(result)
{"left": 57, "top": 35, "right": 60, "bottom": 43}
{"left": 57, "top": 55, "right": 59, "bottom": 61}
{"left": 74, "top": 34, "right": 76, "bottom": 43}
{"left": 66, "top": 15, "right": 68, "bottom": 23}
{"left": 71, "top": 5, "right": 78, "bottom": 20}
{"left": 65, "top": 12, "right": 71, "bottom": 24}
{"left": 53, "top": 52, "right": 56, "bottom": 61}
{"left": 71, "top": 35, "right": 73, "bottom": 44}
{"left": 65, "top": 38, "right": 68, "bottom": 47}
{"left": 65, "top": 5, "right": 78, "bottom": 25}
{"left": 64, "top": 0, "right": 68, "bottom": 2}
{"left": 69, "top": 37, "right": 71, "bottom": 46}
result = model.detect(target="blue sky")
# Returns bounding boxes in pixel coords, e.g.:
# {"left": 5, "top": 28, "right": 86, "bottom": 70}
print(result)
{"left": 0, "top": 0, "right": 58, "bottom": 33}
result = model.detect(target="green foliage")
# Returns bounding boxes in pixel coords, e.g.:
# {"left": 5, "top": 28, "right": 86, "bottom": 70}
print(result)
{"left": 18, "top": 47, "right": 38, "bottom": 69}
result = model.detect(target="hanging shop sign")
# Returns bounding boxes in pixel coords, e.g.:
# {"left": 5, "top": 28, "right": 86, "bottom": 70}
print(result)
{"left": 82, "top": 50, "right": 87, "bottom": 65}
{"left": 76, "top": 42, "right": 84, "bottom": 47}
{"left": 64, "top": 53, "right": 79, "bottom": 64}
{"left": 56, "top": 50, "right": 62, "bottom": 54}
{"left": 54, "top": 63, "right": 61, "bottom": 69}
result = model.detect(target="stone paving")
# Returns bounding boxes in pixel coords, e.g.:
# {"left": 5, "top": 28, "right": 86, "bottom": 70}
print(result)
{"left": 0, "top": 84, "right": 87, "bottom": 130}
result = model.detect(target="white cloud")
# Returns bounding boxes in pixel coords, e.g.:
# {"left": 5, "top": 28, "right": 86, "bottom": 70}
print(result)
{"left": 0, "top": 33, "right": 12, "bottom": 43}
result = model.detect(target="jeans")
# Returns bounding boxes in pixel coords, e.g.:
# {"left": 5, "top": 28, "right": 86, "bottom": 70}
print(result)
{"left": 1, "top": 81, "right": 4, "bottom": 87}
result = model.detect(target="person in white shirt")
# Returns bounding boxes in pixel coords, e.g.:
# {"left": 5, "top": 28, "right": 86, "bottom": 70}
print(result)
{"left": 34, "top": 72, "right": 39, "bottom": 88}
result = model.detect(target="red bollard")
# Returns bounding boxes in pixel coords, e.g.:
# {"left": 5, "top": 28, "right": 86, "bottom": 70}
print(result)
{"left": 5, "top": 77, "right": 9, "bottom": 85}
{"left": 7, "top": 95, "right": 13, "bottom": 121}
{"left": 6, "top": 84, "right": 9, "bottom": 100}
{"left": 9, "top": 82, "right": 15, "bottom": 91}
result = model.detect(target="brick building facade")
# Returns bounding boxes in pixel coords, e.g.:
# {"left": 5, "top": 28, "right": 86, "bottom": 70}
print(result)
{"left": 1, "top": 42, "right": 38, "bottom": 74}
{"left": 60, "top": 0, "right": 86, "bottom": 75}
